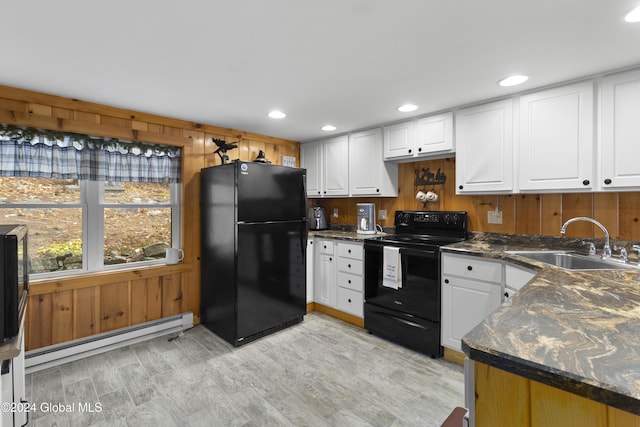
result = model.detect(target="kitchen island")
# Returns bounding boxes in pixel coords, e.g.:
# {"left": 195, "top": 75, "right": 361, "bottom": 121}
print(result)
{"left": 445, "top": 234, "right": 640, "bottom": 426}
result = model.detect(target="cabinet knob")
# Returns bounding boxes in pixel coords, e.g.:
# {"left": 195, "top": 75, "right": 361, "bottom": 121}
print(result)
{"left": 582, "top": 179, "right": 590, "bottom": 186}
{"left": 604, "top": 178, "right": 612, "bottom": 185}
{"left": 418, "top": 147, "right": 422, "bottom": 152}
{"left": 348, "top": 249, "right": 351, "bottom": 253}
{"left": 324, "top": 245, "right": 327, "bottom": 249}
{"left": 504, "top": 291, "right": 509, "bottom": 298}
{"left": 458, "top": 185, "right": 464, "bottom": 190}
{"left": 317, "top": 191, "right": 321, "bottom": 194}
{"left": 323, "top": 191, "right": 327, "bottom": 194}
{"left": 348, "top": 279, "right": 351, "bottom": 284}
{"left": 467, "top": 265, "right": 473, "bottom": 271}
{"left": 348, "top": 298, "right": 352, "bottom": 303}
{"left": 408, "top": 149, "right": 412, "bottom": 154}
{"left": 329, "top": 257, "right": 332, "bottom": 261}
{"left": 348, "top": 264, "right": 351, "bottom": 268}
{"left": 376, "top": 188, "right": 380, "bottom": 193}
{"left": 444, "top": 279, "right": 449, "bottom": 284}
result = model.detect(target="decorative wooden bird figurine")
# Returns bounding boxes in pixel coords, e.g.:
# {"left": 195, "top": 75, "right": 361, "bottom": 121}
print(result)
{"left": 212, "top": 138, "right": 237, "bottom": 164}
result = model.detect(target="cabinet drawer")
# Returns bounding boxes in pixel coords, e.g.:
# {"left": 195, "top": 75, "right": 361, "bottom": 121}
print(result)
{"left": 337, "top": 242, "right": 363, "bottom": 260}
{"left": 442, "top": 254, "right": 503, "bottom": 283}
{"left": 337, "top": 272, "right": 363, "bottom": 292}
{"left": 336, "top": 287, "right": 363, "bottom": 318}
{"left": 318, "top": 240, "right": 334, "bottom": 255}
{"left": 337, "top": 258, "right": 363, "bottom": 275}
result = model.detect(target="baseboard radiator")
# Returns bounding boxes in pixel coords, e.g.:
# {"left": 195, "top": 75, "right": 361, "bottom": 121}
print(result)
{"left": 25, "top": 312, "right": 194, "bottom": 374}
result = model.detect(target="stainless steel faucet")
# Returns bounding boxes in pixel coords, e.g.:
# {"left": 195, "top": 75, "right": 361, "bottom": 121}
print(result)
{"left": 560, "top": 217, "right": 612, "bottom": 259}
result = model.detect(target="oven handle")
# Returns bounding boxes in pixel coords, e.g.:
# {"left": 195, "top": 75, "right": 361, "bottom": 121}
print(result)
{"left": 399, "top": 247, "right": 437, "bottom": 258}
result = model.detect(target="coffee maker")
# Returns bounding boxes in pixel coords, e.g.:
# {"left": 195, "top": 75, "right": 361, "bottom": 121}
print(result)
{"left": 356, "top": 203, "right": 376, "bottom": 234}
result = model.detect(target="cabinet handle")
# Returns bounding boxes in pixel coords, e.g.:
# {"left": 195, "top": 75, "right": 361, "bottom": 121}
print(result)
{"left": 329, "top": 257, "right": 332, "bottom": 261}
{"left": 324, "top": 245, "right": 327, "bottom": 249}
{"left": 418, "top": 147, "right": 422, "bottom": 152}
{"left": 408, "top": 149, "right": 412, "bottom": 154}
{"left": 318, "top": 191, "right": 321, "bottom": 195}
{"left": 376, "top": 188, "right": 380, "bottom": 193}
{"left": 604, "top": 178, "right": 612, "bottom": 185}
{"left": 348, "top": 264, "right": 351, "bottom": 268}
{"left": 458, "top": 185, "right": 464, "bottom": 190}
{"left": 467, "top": 265, "right": 473, "bottom": 271}
{"left": 323, "top": 191, "right": 327, "bottom": 194}
{"left": 348, "top": 249, "right": 351, "bottom": 253}
{"left": 348, "top": 298, "right": 352, "bottom": 303}
{"left": 348, "top": 279, "right": 351, "bottom": 284}
{"left": 444, "top": 279, "right": 449, "bottom": 284}
{"left": 582, "top": 179, "right": 590, "bottom": 186}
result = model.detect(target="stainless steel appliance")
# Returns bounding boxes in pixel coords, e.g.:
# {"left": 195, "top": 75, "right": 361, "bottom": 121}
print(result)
{"left": 356, "top": 203, "right": 376, "bottom": 234}
{"left": 308, "top": 206, "right": 328, "bottom": 230}
{"left": 363, "top": 210, "right": 467, "bottom": 357}
{"left": 200, "top": 161, "right": 307, "bottom": 346}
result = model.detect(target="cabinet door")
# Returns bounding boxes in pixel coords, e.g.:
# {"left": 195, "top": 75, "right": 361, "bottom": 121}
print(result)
{"left": 301, "top": 140, "right": 323, "bottom": 197}
{"left": 323, "top": 135, "right": 349, "bottom": 196}
{"left": 383, "top": 121, "right": 414, "bottom": 160}
{"left": 314, "top": 253, "right": 335, "bottom": 307}
{"left": 455, "top": 99, "right": 514, "bottom": 194}
{"left": 350, "top": 128, "right": 398, "bottom": 196}
{"left": 441, "top": 275, "right": 502, "bottom": 351}
{"left": 599, "top": 69, "right": 640, "bottom": 190}
{"left": 518, "top": 81, "right": 594, "bottom": 192}
{"left": 415, "top": 112, "right": 454, "bottom": 157}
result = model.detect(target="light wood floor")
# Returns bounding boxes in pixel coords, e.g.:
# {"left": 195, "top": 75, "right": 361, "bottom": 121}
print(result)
{"left": 26, "top": 312, "right": 464, "bottom": 427}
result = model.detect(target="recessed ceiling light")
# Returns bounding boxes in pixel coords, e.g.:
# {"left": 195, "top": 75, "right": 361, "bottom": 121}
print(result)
{"left": 625, "top": 6, "right": 640, "bottom": 22}
{"left": 321, "top": 125, "right": 337, "bottom": 131}
{"left": 268, "top": 110, "right": 286, "bottom": 119}
{"left": 397, "top": 104, "right": 418, "bottom": 112}
{"left": 498, "top": 75, "right": 529, "bottom": 87}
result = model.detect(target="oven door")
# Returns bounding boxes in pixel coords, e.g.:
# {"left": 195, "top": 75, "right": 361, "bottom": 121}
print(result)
{"left": 364, "top": 244, "right": 440, "bottom": 321}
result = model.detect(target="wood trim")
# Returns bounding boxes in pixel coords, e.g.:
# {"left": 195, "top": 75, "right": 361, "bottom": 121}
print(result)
{"left": 443, "top": 347, "right": 466, "bottom": 365}
{"left": 312, "top": 303, "right": 364, "bottom": 328}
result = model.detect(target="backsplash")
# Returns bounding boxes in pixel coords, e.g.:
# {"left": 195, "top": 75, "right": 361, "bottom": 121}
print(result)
{"left": 312, "top": 157, "right": 640, "bottom": 241}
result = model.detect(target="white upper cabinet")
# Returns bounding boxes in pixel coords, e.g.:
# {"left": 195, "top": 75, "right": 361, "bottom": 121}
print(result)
{"left": 455, "top": 99, "right": 514, "bottom": 194}
{"left": 300, "top": 135, "right": 349, "bottom": 198}
{"left": 383, "top": 121, "right": 414, "bottom": 160}
{"left": 350, "top": 128, "right": 398, "bottom": 196}
{"left": 323, "top": 135, "right": 350, "bottom": 196}
{"left": 383, "top": 113, "right": 454, "bottom": 162}
{"left": 415, "top": 112, "right": 454, "bottom": 155}
{"left": 518, "top": 81, "right": 594, "bottom": 192}
{"left": 599, "top": 69, "right": 640, "bottom": 190}
{"left": 300, "top": 140, "right": 323, "bottom": 197}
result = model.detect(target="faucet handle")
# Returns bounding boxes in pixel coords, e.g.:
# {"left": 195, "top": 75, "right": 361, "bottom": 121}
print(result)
{"left": 613, "top": 245, "right": 628, "bottom": 263}
{"left": 581, "top": 240, "right": 597, "bottom": 255}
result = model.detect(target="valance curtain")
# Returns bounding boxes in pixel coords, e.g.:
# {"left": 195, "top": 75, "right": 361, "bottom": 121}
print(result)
{"left": 0, "top": 125, "right": 181, "bottom": 183}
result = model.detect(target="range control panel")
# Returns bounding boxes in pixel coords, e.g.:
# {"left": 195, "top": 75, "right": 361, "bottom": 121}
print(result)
{"left": 394, "top": 211, "right": 468, "bottom": 236}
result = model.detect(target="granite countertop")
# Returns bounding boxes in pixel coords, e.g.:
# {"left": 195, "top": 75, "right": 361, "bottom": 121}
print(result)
{"left": 448, "top": 233, "right": 640, "bottom": 415}
{"left": 308, "top": 229, "right": 388, "bottom": 241}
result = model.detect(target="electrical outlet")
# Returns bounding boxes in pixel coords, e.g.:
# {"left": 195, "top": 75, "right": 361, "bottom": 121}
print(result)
{"left": 488, "top": 210, "right": 503, "bottom": 224}
{"left": 378, "top": 209, "right": 387, "bottom": 220}
{"left": 333, "top": 208, "right": 339, "bottom": 218}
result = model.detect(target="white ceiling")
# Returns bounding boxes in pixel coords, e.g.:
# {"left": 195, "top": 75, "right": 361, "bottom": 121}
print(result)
{"left": 2, "top": 1, "right": 640, "bottom": 142}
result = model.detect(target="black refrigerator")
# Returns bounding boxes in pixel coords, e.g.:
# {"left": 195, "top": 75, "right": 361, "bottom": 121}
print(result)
{"left": 200, "top": 160, "right": 307, "bottom": 346}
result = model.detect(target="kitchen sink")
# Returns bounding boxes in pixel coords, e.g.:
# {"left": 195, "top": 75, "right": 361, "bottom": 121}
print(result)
{"left": 506, "top": 251, "right": 634, "bottom": 270}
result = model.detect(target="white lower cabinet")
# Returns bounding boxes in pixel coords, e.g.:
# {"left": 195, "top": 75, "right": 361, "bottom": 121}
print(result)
{"left": 314, "top": 239, "right": 335, "bottom": 307}
{"left": 312, "top": 239, "right": 364, "bottom": 318}
{"left": 441, "top": 253, "right": 503, "bottom": 352}
{"left": 335, "top": 242, "right": 364, "bottom": 317}
{"left": 306, "top": 238, "right": 314, "bottom": 304}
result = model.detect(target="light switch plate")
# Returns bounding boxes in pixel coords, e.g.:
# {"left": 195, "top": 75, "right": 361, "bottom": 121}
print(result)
{"left": 488, "top": 210, "right": 503, "bottom": 224}
{"left": 378, "top": 209, "right": 387, "bottom": 220}
{"left": 333, "top": 208, "right": 339, "bottom": 218}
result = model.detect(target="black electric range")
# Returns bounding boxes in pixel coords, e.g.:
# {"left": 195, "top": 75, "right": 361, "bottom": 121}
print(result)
{"left": 363, "top": 210, "right": 468, "bottom": 357}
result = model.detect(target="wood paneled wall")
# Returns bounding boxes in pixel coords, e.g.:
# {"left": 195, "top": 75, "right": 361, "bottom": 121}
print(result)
{"left": 0, "top": 84, "right": 299, "bottom": 351}
{"left": 315, "top": 157, "right": 640, "bottom": 241}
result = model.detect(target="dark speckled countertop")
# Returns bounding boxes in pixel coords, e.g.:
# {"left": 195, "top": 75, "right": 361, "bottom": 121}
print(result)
{"left": 448, "top": 233, "right": 640, "bottom": 415}
{"left": 308, "top": 229, "right": 388, "bottom": 241}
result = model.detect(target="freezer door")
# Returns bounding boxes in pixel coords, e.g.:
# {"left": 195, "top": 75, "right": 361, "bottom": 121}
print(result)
{"left": 236, "top": 162, "right": 307, "bottom": 223}
{"left": 236, "top": 220, "right": 307, "bottom": 341}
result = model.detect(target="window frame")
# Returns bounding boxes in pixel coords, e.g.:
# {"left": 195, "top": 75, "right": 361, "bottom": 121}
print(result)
{"left": 0, "top": 179, "right": 181, "bottom": 279}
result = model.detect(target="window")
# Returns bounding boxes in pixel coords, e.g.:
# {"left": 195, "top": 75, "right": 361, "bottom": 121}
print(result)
{"left": 0, "top": 177, "right": 179, "bottom": 276}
